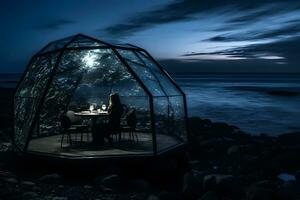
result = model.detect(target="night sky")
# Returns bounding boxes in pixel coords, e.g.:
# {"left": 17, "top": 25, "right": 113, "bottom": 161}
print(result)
{"left": 1, "top": 0, "right": 300, "bottom": 73}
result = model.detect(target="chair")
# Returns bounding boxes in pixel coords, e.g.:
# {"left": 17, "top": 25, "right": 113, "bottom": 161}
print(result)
{"left": 66, "top": 111, "right": 90, "bottom": 145}
{"left": 60, "top": 116, "right": 73, "bottom": 147}
{"left": 121, "top": 110, "right": 138, "bottom": 143}
{"left": 106, "top": 105, "right": 125, "bottom": 145}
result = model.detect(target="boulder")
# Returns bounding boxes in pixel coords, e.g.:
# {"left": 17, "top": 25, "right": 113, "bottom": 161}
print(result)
{"left": 99, "top": 174, "right": 121, "bottom": 190}
{"left": 277, "top": 132, "right": 300, "bottom": 145}
{"left": 38, "top": 173, "right": 62, "bottom": 184}
{"left": 296, "top": 170, "right": 300, "bottom": 183}
{"left": 188, "top": 117, "right": 212, "bottom": 134}
{"left": 277, "top": 173, "right": 296, "bottom": 182}
{"left": 5, "top": 177, "right": 18, "bottom": 184}
{"left": 203, "top": 174, "right": 244, "bottom": 200}
{"left": 278, "top": 181, "right": 300, "bottom": 200}
{"left": 199, "top": 191, "right": 219, "bottom": 200}
{"left": 52, "top": 197, "right": 68, "bottom": 200}
{"left": 21, "top": 181, "right": 36, "bottom": 189}
{"left": 22, "top": 191, "right": 38, "bottom": 200}
{"left": 210, "top": 122, "right": 236, "bottom": 137}
{"left": 83, "top": 185, "right": 93, "bottom": 189}
{"left": 203, "top": 174, "right": 217, "bottom": 192}
{"left": 32, "top": 186, "right": 41, "bottom": 192}
{"left": 128, "top": 179, "right": 151, "bottom": 192}
{"left": 147, "top": 194, "right": 160, "bottom": 200}
{"left": 130, "top": 193, "right": 148, "bottom": 200}
{"left": 202, "top": 119, "right": 213, "bottom": 126}
{"left": 158, "top": 191, "right": 181, "bottom": 200}
{"left": 199, "top": 138, "right": 234, "bottom": 151}
{"left": 254, "top": 180, "right": 277, "bottom": 190}
{"left": 58, "top": 185, "right": 65, "bottom": 189}
{"left": 246, "top": 186, "right": 279, "bottom": 200}
{"left": 274, "top": 151, "right": 300, "bottom": 171}
{"left": 189, "top": 160, "right": 201, "bottom": 169}
{"left": 0, "top": 142, "right": 12, "bottom": 152}
{"left": 0, "top": 170, "right": 15, "bottom": 179}
{"left": 227, "top": 145, "right": 240, "bottom": 155}
{"left": 182, "top": 170, "right": 205, "bottom": 198}
{"left": 99, "top": 185, "right": 113, "bottom": 193}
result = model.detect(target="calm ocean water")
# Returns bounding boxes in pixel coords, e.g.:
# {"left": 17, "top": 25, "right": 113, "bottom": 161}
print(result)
{"left": 173, "top": 74, "right": 300, "bottom": 135}
{"left": 1, "top": 73, "right": 299, "bottom": 135}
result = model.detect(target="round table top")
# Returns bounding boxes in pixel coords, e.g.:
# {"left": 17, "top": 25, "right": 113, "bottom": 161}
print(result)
{"left": 74, "top": 111, "right": 108, "bottom": 117}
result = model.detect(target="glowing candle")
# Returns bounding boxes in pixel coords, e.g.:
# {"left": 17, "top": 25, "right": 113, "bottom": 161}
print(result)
{"left": 89, "top": 105, "right": 94, "bottom": 113}
{"left": 101, "top": 104, "right": 107, "bottom": 111}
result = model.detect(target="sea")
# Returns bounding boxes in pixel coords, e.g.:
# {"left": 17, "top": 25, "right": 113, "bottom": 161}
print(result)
{"left": 1, "top": 73, "right": 300, "bottom": 136}
{"left": 172, "top": 74, "right": 300, "bottom": 136}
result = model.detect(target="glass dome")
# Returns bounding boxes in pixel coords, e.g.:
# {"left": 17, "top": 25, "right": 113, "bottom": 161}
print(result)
{"left": 13, "top": 34, "right": 188, "bottom": 159}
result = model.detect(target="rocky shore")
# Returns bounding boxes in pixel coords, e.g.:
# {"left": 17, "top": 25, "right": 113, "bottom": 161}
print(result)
{"left": 186, "top": 117, "right": 300, "bottom": 200}
{"left": 0, "top": 87, "right": 300, "bottom": 199}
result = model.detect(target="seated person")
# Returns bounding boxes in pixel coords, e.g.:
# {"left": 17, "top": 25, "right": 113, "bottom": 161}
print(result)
{"left": 107, "top": 93, "right": 124, "bottom": 139}
{"left": 93, "top": 93, "right": 124, "bottom": 145}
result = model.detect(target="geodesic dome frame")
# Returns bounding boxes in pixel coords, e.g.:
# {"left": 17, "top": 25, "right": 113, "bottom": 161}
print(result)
{"left": 13, "top": 34, "right": 188, "bottom": 159}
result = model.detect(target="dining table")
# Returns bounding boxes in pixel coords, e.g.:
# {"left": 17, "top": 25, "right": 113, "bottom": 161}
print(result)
{"left": 74, "top": 110, "right": 109, "bottom": 144}
{"left": 74, "top": 110, "right": 108, "bottom": 117}
{"left": 74, "top": 110, "right": 108, "bottom": 126}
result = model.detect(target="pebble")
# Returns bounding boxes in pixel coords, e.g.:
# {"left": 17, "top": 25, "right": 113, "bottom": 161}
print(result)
{"left": 22, "top": 191, "right": 38, "bottom": 200}
{"left": 84, "top": 185, "right": 93, "bottom": 189}
{"left": 5, "top": 177, "right": 18, "bottom": 184}
{"left": 21, "top": 181, "right": 36, "bottom": 187}
{"left": 52, "top": 197, "right": 68, "bottom": 200}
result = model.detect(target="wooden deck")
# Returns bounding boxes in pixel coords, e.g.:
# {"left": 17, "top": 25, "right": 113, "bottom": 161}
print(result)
{"left": 28, "top": 132, "right": 180, "bottom": 157}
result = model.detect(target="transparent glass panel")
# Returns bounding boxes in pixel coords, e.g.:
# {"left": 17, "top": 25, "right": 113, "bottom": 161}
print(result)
{"left": 116, "top": 96, "right": 153, "bottom": 154}
{"left": 111, "top": 78, "right": 147, "bottom": 97}
{"left": 154, "top": 72, "right": 181, "bottom": 96}
{"left": 117, "top": 49, "right": 144, "bottom": 65}
{"left": 28, "top": 49, "right": 152, "bottom": 157}
{"left": 128, "top": 62, "right": 156, "bottom": 80}
{"left": 154, "top": 96, "right": 186, "bottom": 152}
{"left": 38, "top": 74, "right": 82, "bottom": 136}
{"left": 118, "top": 49, "right": 179, "bottom": 97}
{"left": 16, "top": 54, "right": 58, "bottom": 98}
{"left": 38, "top": 36, "right": 74, "bottom": 54}
{"left": 114, "top": 44, "right": 139, "bottom": 49}
{"left": 136, "top": 51, "right": 161, "bottom": 72}
{"left": 14, "top": 97, "right": 38, "bottom": 151}
{"left": 154, "top": 97, "right": 169, "bottom": 135}
{"left": 67, "top": 35, "right": 107, "bottom": 48}
{"left": 14, "top": 53, "right": 58, "bottom": 151}
{"left": 138, "top": 50, "right": 150, "bottom": 58}
{"left": 37, "top": 50, "right": 89, "bottom": 137}
{"left": 134, "top": 51, "right": 181, "bottom": 96}
{"left": 119, "top": 96, "right": 151, "bottom": 132}
{"left": 168, "top": 96, "right": 187, "bottom": 141}
{"left": 123, "top": 61, "right": 166, "bottom": 96}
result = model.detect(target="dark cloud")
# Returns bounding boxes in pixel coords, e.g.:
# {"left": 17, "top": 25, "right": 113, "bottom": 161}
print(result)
{"left": 159, "top": 58, "right": 292, "bottom": 73}
{"left": 34, "top": 19, "right": 75, "bottom": 30}
{"left": 181, "top": 48, "right": 268, "bottom": 59}
{"left": 161, "top": 36, "right": 300, "bottom": 73}
{"left": 244, "top": 36, "right": 300, "bottom": 62}
{"left": 205, "top": 19, "right": 300, "bottom": 42}
{"left": 102, "top": 0, "right": 300, "bottom": 37}
{"left": 205, "top": 35, "right": 244, "bottom": 42}
{"left": 208, "top": 36, "right": 229, "bottom": 42}
{"left": 226, "top": 4, "right": 296, "bottom": 25}
{"left": 181, "top": 35, "right": 300, "bottom": 73}
{"left": 258, "top": 22, "right": 300, "bottom": 39}
{"left": 182, "top": 43, "right": 278, "bottom": 59}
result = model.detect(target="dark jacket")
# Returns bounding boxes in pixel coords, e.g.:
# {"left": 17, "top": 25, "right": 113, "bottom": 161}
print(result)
{"left": 108, "top": 104, "right": 123, "bottom": 133}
